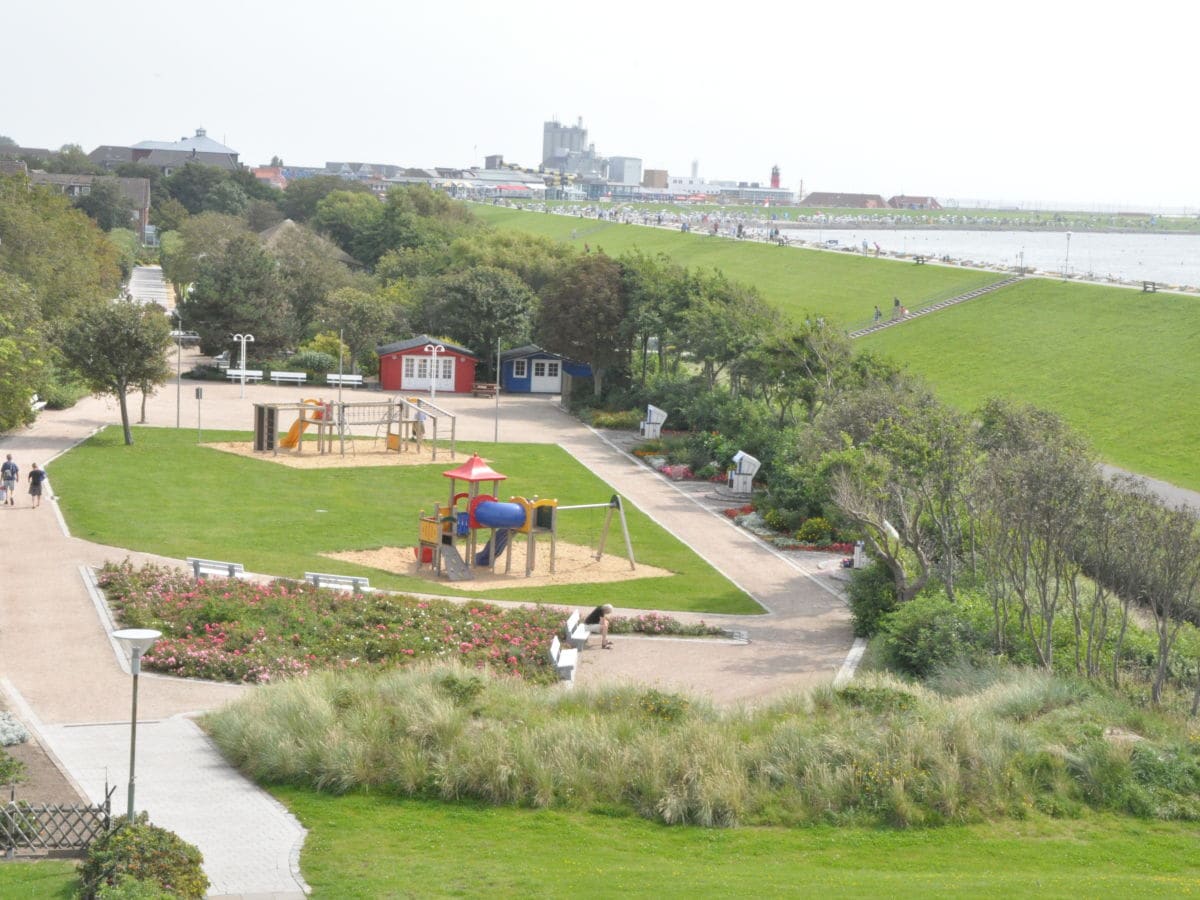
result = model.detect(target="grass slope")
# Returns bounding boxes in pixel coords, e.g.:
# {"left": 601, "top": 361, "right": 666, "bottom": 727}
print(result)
{"left": 473, "top": 205, "right": 1001, "bottom": 325}
{"left": 50, "top": 427, "right": 757, "bottom": 614}
{"left": 860, "top": 278, "right": 1200, "bottom": 490}
{"left": 278, "top": 790, "right": 1200, "bottom": 898}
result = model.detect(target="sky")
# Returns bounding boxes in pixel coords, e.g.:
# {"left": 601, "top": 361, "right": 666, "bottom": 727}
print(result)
{"left": 4, "top": 1, "right": 1197, "bottom": 211}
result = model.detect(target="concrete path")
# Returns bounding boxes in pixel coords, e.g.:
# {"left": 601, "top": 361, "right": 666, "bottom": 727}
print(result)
{"left": 0, "top": 367, "right": 857, "bottom": 893}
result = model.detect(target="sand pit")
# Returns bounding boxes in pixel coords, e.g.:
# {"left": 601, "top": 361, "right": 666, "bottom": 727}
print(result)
{"left": 326, "top": 540, "right": 674, "bottom": 591}
{"left": 204, "top": 440, "right": 469, "bottom": 469}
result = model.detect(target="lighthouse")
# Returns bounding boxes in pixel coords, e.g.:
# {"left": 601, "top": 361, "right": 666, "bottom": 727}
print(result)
{"left": 770, "top": 165, "right": 781, "bottom": 189}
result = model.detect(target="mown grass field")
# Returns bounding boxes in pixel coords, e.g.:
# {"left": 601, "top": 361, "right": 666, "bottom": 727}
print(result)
{"left": 0, "top": 861, "right": 77, "bottom": 898}
{"left": 278, "top": 790, "right": 1200, "bottom": 898}
{"left": 859, "top": 278, "right": 1200, "bottom": 490}
{"left": 49, "top": 427, "right": 757, "bottom": 613}
{"left": 472, "top": 205, "right": 1001, "bottom": 325}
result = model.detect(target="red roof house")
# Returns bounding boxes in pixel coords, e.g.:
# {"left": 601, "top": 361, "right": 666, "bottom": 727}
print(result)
{"left": 376, "top": 335, "right": 478, "bottom": 393}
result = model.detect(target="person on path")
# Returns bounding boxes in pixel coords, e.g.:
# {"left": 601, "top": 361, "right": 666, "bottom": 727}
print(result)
{"left": 585, "top": 603, "right": 614, "bottom": 649}
{"left": 1, "top": 455, "right": 17, "bottom": 505}
{"left": 873, "top": 305, "right": 882, "bottom": 324}
{"left": 27, "top": 463, "right": 46, "bottom": 508}
{"left": 415, "top": 408, "right": 429, "bottom": 451}
{"left": 892, "top": 296, "right": 901, "bottom": 320}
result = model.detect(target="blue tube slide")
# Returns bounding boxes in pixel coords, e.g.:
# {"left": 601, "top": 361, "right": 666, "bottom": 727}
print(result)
{"left": 473, "top": 501, "right": 526, "bottom": 529}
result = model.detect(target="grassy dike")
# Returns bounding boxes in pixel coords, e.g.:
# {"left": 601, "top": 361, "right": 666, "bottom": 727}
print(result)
{"left": 472, "top": 205, "right": 1001, "bottom": 325}
{"left": 858, "top": 278, "right": 1200, "bottom": 491}
{"left": 481, "top": 205, "right": 1200, "bottom": 491}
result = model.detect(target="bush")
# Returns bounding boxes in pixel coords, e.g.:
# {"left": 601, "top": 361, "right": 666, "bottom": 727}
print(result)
{"left": 96, "top": 876, "right": 177, "bottom": 899}
{"left": 847, "top": 560, "right": 898, "bottom": 637}
{"left": 795, "top": 517, "right": 834, "bottom": 545}
{"left": 286, "top": 350, "right": 338, "bottom": 375}
{"left": 0, "top": 749, "right": 25, "bottom": 786}
{"left": 880, "top": 594, "right": 986, "bottom": 677}
{"left": 760, "top": 507, "right": 803, "bottom": 533}
{"left": 80, "top": 815, "right": 208, "bottom": 899}
{"left": 589, "top": 409, "right": 642, "bottom": 430}
{"left": 38, "top": 363, "right": 90, "bottom": 410}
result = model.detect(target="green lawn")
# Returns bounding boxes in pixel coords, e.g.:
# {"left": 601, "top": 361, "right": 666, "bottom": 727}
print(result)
{"left": 0, "top": 861, "right": 77, "bottom": 898}
{"left": 859, "top": 278, "right": 1200, "bottom": 490}
{"left": 473, "top": 205, "right": 1002, "bottom": 326}
{"left": 50, "top": 427, "right": 757, "bottom": 614}
{"left": 278, "top": 789, "right": 1200, "bottom": 898}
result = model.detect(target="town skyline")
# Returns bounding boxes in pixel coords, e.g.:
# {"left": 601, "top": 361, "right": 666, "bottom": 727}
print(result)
{"left": 5, "top": 1, "right": 1196, "bottom": 212}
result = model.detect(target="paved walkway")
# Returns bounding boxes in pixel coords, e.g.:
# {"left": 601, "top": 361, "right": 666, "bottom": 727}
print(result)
{"left": 0, "top": 369, "right": 857, "bottom": 893}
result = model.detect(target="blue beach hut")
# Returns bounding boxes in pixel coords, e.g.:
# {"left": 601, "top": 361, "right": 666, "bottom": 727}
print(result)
{"left": 499, "top": 345, "right": 591, "bottom": 394}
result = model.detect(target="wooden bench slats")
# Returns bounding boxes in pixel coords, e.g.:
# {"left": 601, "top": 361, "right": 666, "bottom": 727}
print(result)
{"left": 186, "top": 557, "right": 246, "bottom": 579}
{"left": 304, "top": 572, "right": 372, "bottom": 592}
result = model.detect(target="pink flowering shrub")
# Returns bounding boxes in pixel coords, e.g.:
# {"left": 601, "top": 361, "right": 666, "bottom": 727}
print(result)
{"left": 97, "top": 560, "right": 566, "bottom": 685}
{"left": 607, "top": 612, "right": 725, "bottom": 637}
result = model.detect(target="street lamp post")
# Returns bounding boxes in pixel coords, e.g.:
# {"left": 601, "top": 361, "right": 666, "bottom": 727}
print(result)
{"left": 1064, "top": 231, "right": 1072, "bottom": 279}
{"left": 232, "top": 333, "right": 255, "bottom": 399}
{"left": 174, "top": 312, "right": 182, "bottom": 428}
{"left": 112, "top": 628, "right": 162, "bottom": 823}
{"left": 423, "top": 343, "right": 445, "bottom": 400}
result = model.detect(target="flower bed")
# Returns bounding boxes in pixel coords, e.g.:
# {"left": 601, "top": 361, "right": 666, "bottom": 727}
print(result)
{"left": 98, "top": 561, "right": 568, "bottom": 685}
{"left": 96, "top": 561, "right": 724, "bottom": 685}
{"left": 608, "top": 611, "right": 725, "bottom": 637}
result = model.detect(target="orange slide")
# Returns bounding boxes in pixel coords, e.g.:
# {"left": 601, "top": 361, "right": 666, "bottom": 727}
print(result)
{"left": 280, "top": 399, "right": 325, "bottom": 449}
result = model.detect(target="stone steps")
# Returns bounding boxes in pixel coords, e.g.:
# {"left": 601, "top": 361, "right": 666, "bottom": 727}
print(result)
{"left": 848, "top": 276, "right": 1021, "bottom": 338}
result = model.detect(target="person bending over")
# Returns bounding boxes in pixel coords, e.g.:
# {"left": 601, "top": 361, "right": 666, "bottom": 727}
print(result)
{"left": 585, "top": 603, "right": 614, "bottom": 649}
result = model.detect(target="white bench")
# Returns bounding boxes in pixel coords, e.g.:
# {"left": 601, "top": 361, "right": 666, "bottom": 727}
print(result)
{"left": 564, "top": 610, "right": 590, "bottom": 650}
{"left": 270, "top": 371, "right": 307, "bottom": 385}
{"left": 30, "top": 394, "right": 47, "bottom": 413}
{"left": 548, "top": 635, "right": 578, "bottom": 684}
{"left": 304, "top": 572, "right": 373, "bottom": 593}
{"left": 226, "top": 369, "right": 263, "bottom": 383}
{"left": 326, "top": 373, "right": 363, "bottom": 388}
{"left": 186, "top": 557, "right": 246, "bottom": 580}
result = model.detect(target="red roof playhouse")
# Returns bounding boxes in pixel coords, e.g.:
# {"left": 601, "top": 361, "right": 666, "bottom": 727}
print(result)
{"left": 376, "top": 335, "right": 478, "bottom": 393}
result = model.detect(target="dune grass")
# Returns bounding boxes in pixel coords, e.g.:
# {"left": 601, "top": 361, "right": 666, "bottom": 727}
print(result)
{"left": 48, "top": 427, "right": 756, "bottom": 613}
{"left": 859, "top": 278, "right": 1200, "bottom": 490}
{"left": 205, "top": 664, "right": 1200, "bottom": 828}
{"left": 473, "top": 205, "right": 1002, "bottom": 325}
{"left": 275, "top": 790, "right": 1200, "bottom": 898}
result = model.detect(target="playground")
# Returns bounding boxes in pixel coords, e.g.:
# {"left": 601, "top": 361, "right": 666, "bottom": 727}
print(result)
{"left": 327, "top": 539, "right": 671, "bottom": 591}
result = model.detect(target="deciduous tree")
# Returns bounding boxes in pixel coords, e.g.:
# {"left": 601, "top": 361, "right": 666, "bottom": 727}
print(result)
{"left": 57, "top": 299, "right": 170, "bottom": 445}
{"left": 538, "top": 253, "right": 626, "bottom": 397}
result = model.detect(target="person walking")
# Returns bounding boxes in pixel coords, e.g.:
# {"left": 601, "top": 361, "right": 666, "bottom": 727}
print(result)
{"left": 873, "top": 305, "right": 882, "bottom": 324}
{"left": 27, "top": 463, "right": 46, "bottom": 508}
{"left": 1, "top": 454, "right": 17, "bottom": 505}
{"left": 892, "top": 296, "right": 901, "bottom": 320}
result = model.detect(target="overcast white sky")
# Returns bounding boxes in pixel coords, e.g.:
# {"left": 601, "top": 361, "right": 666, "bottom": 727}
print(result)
{"left": 4, "top": 1, "right": 1196, "bottom": 210}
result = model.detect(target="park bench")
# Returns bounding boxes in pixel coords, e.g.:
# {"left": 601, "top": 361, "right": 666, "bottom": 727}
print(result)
{"left": 472, "top": 382, "right": 498, "bottom": 398}
{"left": 548, "top": 635, "right": 578, "bottom": 684}
{"left": 186, "top": 557, "right": 246, "bottom": 580}
{"left": 563, "top": 610, "right": 590, "bottom": 650}
{"left": 304, "top": 572, "right": 373, "bottom": 593}
{"left": 326, "top": 373, "right": 363, "bottom": 388}
{"left": 226, "top": 369, "right": 263, "bottom": 383}
{"left": 270, "top": 371, "right": 307, "bottom": 386}
{"left": 29, "top": 394, "right": 47, "bottom": 413}
{"left": 913, "top": 255, "right": 927, "bottom": 265}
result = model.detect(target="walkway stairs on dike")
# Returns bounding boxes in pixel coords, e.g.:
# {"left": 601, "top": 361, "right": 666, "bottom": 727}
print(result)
{"left": 848, "top": 276, "right": 1021, "bottom": 339}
